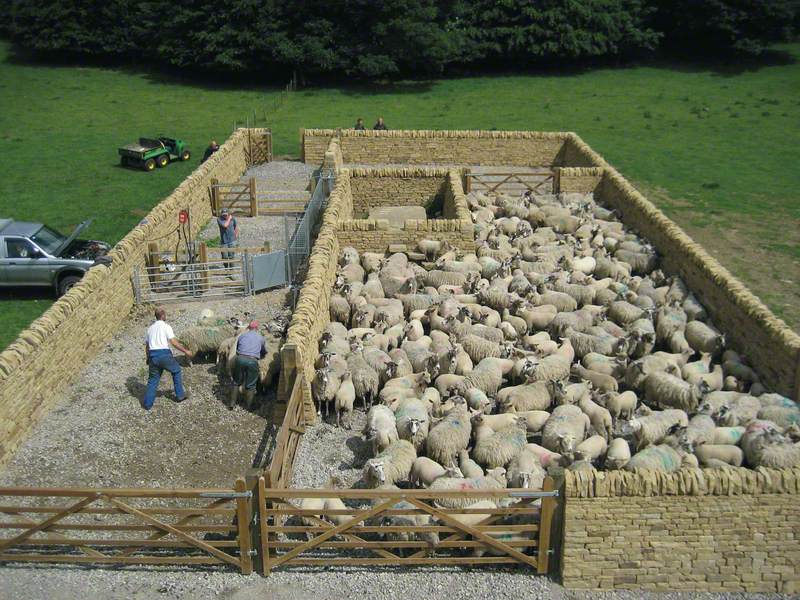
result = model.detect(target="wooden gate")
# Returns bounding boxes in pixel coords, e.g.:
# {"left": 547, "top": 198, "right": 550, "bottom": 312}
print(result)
{"left": 254, "top": 479, "right": 557, "bottom": 574}
{"left": 0, "top": 481, "right": 255, "bottom": 573}
{"left": 465, "top": 170, "right": 558, "bottom": 195}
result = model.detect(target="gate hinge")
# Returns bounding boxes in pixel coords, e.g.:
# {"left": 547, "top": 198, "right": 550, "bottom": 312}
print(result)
{"left": 248, "top": 549, "right": 258, "bottom": 556}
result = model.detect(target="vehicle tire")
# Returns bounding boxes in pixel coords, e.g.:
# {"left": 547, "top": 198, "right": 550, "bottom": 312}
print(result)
{"left": 120, "top": 156, "right": 128, "bottom": 167}
{"left": 181, "top": 150, "right": 191, "bottom": 161}
{"left": 58, "top": 274, "right": 82, "bottom": 296}
{"left": 144, "top": 158, "right": 156, "bottom": 171}
{"left": 156, "top": 154, "right": 169, "bottom": 168}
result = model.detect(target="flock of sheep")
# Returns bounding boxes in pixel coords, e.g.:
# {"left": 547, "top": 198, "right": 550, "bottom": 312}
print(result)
{"left": 311, "top": 189, "right": 800, "bottom": 501}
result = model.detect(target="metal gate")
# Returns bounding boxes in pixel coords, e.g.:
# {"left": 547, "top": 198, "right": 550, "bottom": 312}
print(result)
{"left": 286, "top": 169, "right": 334, "bottom": 285}
{"left": 465, "top": 169, "right": 557, "bottom": 195}
{"left": 250, "top": 251, "right": 289, "bottom": 292}
{"left": 133, "top": 257, "right": 249, "bottom": 303}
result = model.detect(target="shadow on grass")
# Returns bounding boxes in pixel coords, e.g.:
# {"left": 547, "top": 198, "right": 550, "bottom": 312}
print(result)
{"left": 0, "top": 287, "right": 55, "bottom": 302}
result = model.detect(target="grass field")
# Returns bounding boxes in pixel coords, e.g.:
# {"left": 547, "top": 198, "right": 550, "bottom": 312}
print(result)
{"left": 1, "top": 41, "right": 798, "bottom": 349}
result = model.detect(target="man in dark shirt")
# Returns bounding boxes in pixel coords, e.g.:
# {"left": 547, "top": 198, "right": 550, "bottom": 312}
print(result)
{"left": 228, "top": 321, "right": 267, "bottom": 409}
{"left": 354, "top": 118, "right": 366, "bottom": 130}
{"left": 373, "top": 117, "right": 388, "bottom": 130}
{"left": 202, "top": 140, "right": 219, "bottom": 162}
{"left": 217, "top": 207, "right": 238, "bottom": 270}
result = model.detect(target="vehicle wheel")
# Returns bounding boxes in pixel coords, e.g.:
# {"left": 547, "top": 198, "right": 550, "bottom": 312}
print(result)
{"left": 181, "top": 150, "right": 191, "bottom": 161}
{"left": 58, "top": 275, "right": 82, "bottom": 296}
{"left": 120, "top": 156, "right": 128, "bottom": 167}
{"left": 144, "top": 158, "right": 156, "bottom": 171}
{"left": 156, "top": 154, "right": 169, "bottom": 168}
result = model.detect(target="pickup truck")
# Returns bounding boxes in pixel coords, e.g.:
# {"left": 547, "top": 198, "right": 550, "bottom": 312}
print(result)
{"left": 0, "top": 219, "right": 111, "bottom": 296}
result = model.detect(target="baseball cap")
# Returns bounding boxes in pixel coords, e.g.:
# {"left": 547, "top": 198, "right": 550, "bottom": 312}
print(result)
{"left": 248, "top": 320, "right": 259, "bottom": 329}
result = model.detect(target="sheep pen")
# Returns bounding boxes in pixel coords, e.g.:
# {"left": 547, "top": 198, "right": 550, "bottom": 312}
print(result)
{"left": 290, "top": 186, "right": 800, "bottom": 505}
{"left": 0, "top": 288, "right": 291, "bottom": 490}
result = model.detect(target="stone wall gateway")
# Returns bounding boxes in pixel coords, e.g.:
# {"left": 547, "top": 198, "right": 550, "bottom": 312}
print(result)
{"left": 561, "top": 468, "right": 800, "bottom": 592}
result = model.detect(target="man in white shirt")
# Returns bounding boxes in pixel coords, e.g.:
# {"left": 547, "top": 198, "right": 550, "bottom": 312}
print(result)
{"left": 143, "top": 307, "right": 194, "bottom": 410}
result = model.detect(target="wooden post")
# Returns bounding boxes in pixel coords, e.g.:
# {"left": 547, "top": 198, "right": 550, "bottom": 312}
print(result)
{"left": 263, "top": 241, "right": 271, "bottom": 253}
{"left": 198, "top": 243, "right": 209, "bottom": 291}
{"left": 464, "top": 168, "right": 472, "bottom": 193}
{"left": 235, "top": 477, "right": 254, "bottom": 575}
{"left": 267, "top": 129, "right": 273, "bottom": 162}
{"left": 258, "top": 475, "right": 272, "bottom": 575}
{"left": 210, "top": 178, "right": 220, "bottom": 216}
{"left": 537, "top": 477, "right": 557, "bottom": 574}
{"left": 147, "top": 242, "right": 159, "bottom": 286}
{"left": 278, "top": 343, "right": 298, "bottom": 404}
{"left": 245, "top": 470, "right": 263, "bottom": 575}
{"left": 250, "top": 177, "right": 258, "bottom": 217}
{"left": 553, "top": 168, "right": 561, "bottom": 195}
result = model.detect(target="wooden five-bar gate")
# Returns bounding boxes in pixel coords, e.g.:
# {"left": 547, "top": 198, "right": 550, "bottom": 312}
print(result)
{"left": 0, "top": 377, "right": 559, "bottom": 575}
{"left": 464, "top": 169, "right": 560, "bottom": 195}
{"left": 210, "top": 177, "right": 310, "bottom": 217}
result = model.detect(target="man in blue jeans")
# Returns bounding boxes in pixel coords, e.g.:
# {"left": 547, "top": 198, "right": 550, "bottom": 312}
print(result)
{"left": 143, "top": 307, "right": 194, "bottom": 410}
{"left": 217, "top": 207, "right": 238, "bottom": 272}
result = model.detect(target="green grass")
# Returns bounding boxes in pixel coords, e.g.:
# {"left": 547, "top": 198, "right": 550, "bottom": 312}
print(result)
{"left": 1, "top": 42, "right": 799, "bottom": 349}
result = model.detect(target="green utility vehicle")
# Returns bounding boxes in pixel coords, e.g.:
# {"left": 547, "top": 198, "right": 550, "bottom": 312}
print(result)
{"left": 118, "top": 137, "right": 191, "bottom": 171}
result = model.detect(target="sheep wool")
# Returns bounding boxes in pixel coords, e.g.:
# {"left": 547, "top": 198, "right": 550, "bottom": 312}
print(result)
{"left": 363, "top": 439, "right": 417, "bottom": 487}
{"left": 426, "top": 404, "right": 473, "bottom": 467}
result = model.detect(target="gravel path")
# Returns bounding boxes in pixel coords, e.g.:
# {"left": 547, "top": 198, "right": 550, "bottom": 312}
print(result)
{"left": 199, "top": 160, "right": 314, "bottom": 251}
{"left": 0, "top": 288, "right": 290, "bottom": 489}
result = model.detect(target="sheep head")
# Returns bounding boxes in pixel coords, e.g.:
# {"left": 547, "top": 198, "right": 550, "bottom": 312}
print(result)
{"left": 367, "top": 460, "right": 386, "bottom": 484}
{"left": 557, "top": 433, "right": 577, "bottom": 459}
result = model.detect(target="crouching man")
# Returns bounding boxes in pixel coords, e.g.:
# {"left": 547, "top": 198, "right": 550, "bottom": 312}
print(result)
{"left": 143, "top": 307, "right": 194, "bottom": 410}
{"left": 229, "top": 320, "right": 267, "bottom": 408}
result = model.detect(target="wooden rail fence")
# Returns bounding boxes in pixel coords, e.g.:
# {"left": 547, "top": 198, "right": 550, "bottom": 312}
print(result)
{"left": 210, "top": 177, "right": 309, "bottom": 217}
{"left": 267, "top": 374, "right": 307, "bottom": 490}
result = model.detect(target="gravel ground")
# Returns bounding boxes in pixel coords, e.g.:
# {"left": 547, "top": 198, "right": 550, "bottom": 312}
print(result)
{"left": 199, "top": 160, "right": 314, "bottom": 251}
{"left": 0, "top": 564, "right": 793, "bottom": 600}
{"left": 0, "top": 288, "right": 290, "bottom": 490}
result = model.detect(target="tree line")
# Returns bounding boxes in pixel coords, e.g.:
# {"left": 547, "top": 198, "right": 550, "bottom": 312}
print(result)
{"left": 1, "top": 0, "right": 796, "bottom": 79}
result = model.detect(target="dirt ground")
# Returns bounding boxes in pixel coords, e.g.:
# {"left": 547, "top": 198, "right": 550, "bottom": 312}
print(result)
{"left": 0, "top": 288, "right": 290, "bottom": 489}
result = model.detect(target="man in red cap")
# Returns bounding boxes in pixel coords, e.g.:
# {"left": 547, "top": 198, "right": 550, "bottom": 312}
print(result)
{"left": 229, "top": 320, "right": 267, "bottom": 409}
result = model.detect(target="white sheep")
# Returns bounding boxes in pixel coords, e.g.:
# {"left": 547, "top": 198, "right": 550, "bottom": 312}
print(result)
{"left": 425, "top": 401, "right": 472, "bottom": 467}
{"left": 458, "top": 449, "right": 485, "bottom": 478}
{"left": 605, "top": 438, "right": 631, "bottom": 470}
{"left": 363, "top": 439, "right": 417, "bottom": 487}
{"left": 601, "top": 390, "right": 637, "bottom": 422}
{"left": 363, "top": 405, "right": 399, "bottom": 456}
{"left": 394, "top": 397, "right": 430, "bottom": 453}
{"left": 409, "top": 457, "right": 463, "bottom": 488}
{"left": 506, "top": 448, "right": 545, "bottom": 489}
{"left": 541, "top": 404, "right": 591, "bottom": 461}
{"left": 628, "top": 409, "right": 689, "bottom": 451}
{"left": 334, "top": 371, "right": 355, "bottom": 428}
{"left": 695, "top": 444, "right": 744, "bottom": 467}
{"left": 685, "top": 320, "right": 725, "bottom": 356}
{"left": 471, "top": 415, "right": 528, "bottom": 469}
{"left": 643, "top": 371, "right": 703, "bottom": 412}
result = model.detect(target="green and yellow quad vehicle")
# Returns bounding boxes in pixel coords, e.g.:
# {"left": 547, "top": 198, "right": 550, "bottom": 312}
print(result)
{"left": 118, "top": 137, "right": 191, "bottom": 171}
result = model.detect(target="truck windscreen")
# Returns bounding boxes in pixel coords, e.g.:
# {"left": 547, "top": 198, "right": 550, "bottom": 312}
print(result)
{"left": 31, "top": 226, "right": 66, "bottom": 255}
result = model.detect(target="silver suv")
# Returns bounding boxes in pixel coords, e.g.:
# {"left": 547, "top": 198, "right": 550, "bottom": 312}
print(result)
{"left": 0, "top": 219, "right": 110, "bottom": 296}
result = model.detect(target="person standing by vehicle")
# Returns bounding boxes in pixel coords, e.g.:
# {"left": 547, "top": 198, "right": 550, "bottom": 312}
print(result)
{"left": 143, "top": 307, "right": 193, "bottom": 410}
{"left": 373, "top": 117, "right": 388, "bottom": 130}
{"left": 354, "top": 118, "right": 366, "bottom": 130}
{"left": 228, "top": 321, "right": 267, "bottom": 408}
{"left": 217, "top": 207, "right": 238, "bottom": 270}
{"left": 202, "top": 140, "right": 219, "bottom": 162}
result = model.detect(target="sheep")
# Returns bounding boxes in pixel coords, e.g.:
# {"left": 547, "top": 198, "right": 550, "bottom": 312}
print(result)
{"left": 525, "top": 354, "right": 571, "bottom": 383}
{"left": 363, "top": 439, "right": 417, "bottom": 487}
{"left": 459, "top": 334, "right": 502, "bottom": 364}
{"left": 756, "top": 393, "right": 800, "bottom": 429}
{"left": 178, "top": 320, "right": 244, "bottom": 359}
{"left": 379, "top": 499, "right": 439, "bottom": 555}
{"left": 429, "top": 468, "right": 507, "bottom": 509}
{"left": 312, "top": 367, "right": 340, "bottom": 418}
{"left": 695, "top": 444, "right": 744, "bottom": 467}
{"left": 643, "top": 372, "right": 703, "bottom": 412}
{"left": 471, "top": 416, "right": 528, "bottom": 469}
{"left": 541, "top": 404, "right": 591, "bottom": 461}
{"left": 682, "top": 414, "right": 716, "bottom": 447}
{"left": 409, "top": 457, "right": 463, "bottom": 488}
{"left": 334, "top": 371, "right": 356, "bottom": 428}
{"left": 710, "top": 426, "right": 746, "bottom": 446}
{"left": 514, "top": 410, "right": 551, "bottom": 436}
{"left": 456, "top": 359, "right": 505, "bottom": 396}
{"left": 685, "top": 320, "right": 725, "bottom": 356}
{"left": 458, "top": 449, "right": 485, "bottom": 478}
{"left": 497, "top": 380, "right": 553, "bottom": 413}
{"left": 464, "top": 388, "right": 492, "bottom": 414}
{"left": 394, "top": 398, "right": 430, "bottom": 453}
{"left": 571, "top": 364, "right": 618, "bottom": 393}
{"left": 605, "top": 438, "right": 631, "bottom": 470}
{"left": 425, "top": 400, "right": 472, "bottom": 467}
{"left": 475, "top": 412, "right": 524, "bottom": 432}
{"left": 627, "top": 409, "right": 689, "bottom": 451}
{"left": 714, "top": 394, "right": 760, "bottom": 427}
{"left": 552, "top": 380, "right": 592, "bottom": 406}
{"left": 576, "top": 435, "right": 608, "bottom": 464}
{"left": 741, "top": 420, "right": 800, "bottom": 468}
{"left": 578, "top": 396, "right": 613, "bottom": 441}
{"left": 601, "top": 390, "right": 637, "bottom": 422}
{"left": 607, "top": 300, "right": 644, "bottom": 326}
{"left": 506, "top": 448, "right": 546, "bottom": 489}
{"left": 346, "top": 345, "right": 379, "bottom": 411}
{"left": 625, "top": 444, "right": 685, "bottom": 472}
{"left": 524, "top": 443, "right": 563, "bottom": 468}
{"left": 363, "top": 405, "right": 399, "bottom": 456}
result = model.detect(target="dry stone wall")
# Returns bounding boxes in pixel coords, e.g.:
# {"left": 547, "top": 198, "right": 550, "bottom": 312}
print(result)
{"left": 302, "top": 129, "right": 570, "bottom": 166}
{"left": 561, "top": 468, "right": 800, "bottom": 592}
{"left": 0, "top": 129, "right": 271, "bottom": 467}
{"left": 558, "top": 167, "right": 605, "bottom": 194}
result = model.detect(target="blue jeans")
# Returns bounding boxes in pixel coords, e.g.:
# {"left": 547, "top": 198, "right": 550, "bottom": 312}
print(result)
{"left": 144, "top": 349, "right": 185, "bottom": 409}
